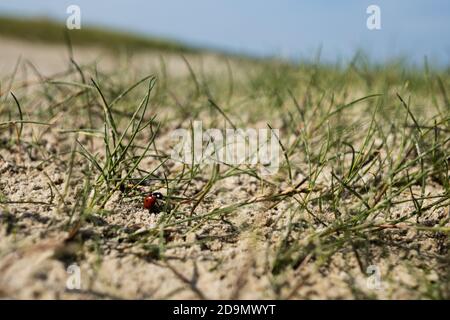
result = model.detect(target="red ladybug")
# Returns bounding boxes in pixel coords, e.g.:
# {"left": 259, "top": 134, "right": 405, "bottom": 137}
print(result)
{"left": 144, "top": 192, "right": 163, "bottom": 211}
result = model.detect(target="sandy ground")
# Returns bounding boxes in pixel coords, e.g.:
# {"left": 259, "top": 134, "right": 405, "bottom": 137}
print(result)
{"left": 0, "top": 37, "right": 448, "bottom": 299}
{"left": 0, "top": 37, "right": 237, "bottom": 83}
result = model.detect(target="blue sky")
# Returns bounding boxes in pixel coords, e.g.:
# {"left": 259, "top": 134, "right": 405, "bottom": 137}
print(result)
{"left": 0, "top": 0, "right": 449, "bottom": 65}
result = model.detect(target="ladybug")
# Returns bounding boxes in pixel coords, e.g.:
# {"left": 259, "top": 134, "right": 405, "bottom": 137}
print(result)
{"left": 144, "top": 192, "right": 164, "bottom": 212}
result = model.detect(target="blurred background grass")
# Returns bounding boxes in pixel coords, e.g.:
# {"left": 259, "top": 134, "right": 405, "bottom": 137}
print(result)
{"left": 0, "top": 16, "right": 197, "bottom": 54}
